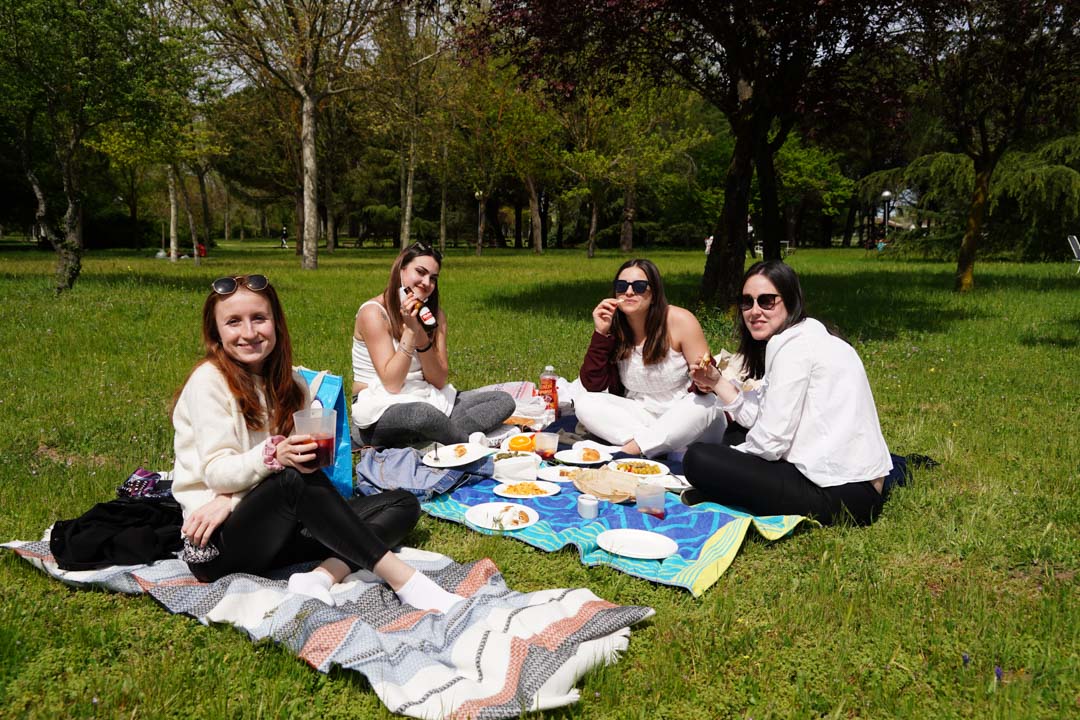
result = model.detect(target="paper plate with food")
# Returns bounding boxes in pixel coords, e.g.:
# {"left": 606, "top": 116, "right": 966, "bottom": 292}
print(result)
{"left": 607, "top": 458, "right": 671, "bottom": 478}
{"left": 537, "top": 465, "right": 581, "bottom": 483}
{"left": 464, "top": 502, "right": 539, "bottom": 531}
{"left": 421, "top": 442, "right": 492, "bottom": 468}
{"left": 499, "top": 432, "right": 537, "bottom": 453}
{"left": 493, "top": 480, "right": 561, "bottom": 499}
{"left": 554, "top": 445, "right": 612, "bottom": 466}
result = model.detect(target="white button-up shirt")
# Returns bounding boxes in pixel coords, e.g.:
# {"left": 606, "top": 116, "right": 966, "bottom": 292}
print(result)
{"left": 721, "top": 318, "right": 892, "bottom": 487}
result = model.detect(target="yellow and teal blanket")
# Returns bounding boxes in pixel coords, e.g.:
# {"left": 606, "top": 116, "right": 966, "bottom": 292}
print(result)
{"left": 422, "top": 478, "right": 808, "bottom": 597}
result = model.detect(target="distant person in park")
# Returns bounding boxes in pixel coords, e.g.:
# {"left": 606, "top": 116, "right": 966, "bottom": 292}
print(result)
{"left": 351, "top": 242, "right": 514, "bottom": 447}
{"left": 682, "top": 261, "right": 892, "bottom": 525}
{"left": 574, "top": 258, "right": 727, "bottom": 458}
{"left": 280, "top": 226, "right": 288, "bottom": 249}
{"left": 172, "top": 273, "right": 462, "bottom": 612}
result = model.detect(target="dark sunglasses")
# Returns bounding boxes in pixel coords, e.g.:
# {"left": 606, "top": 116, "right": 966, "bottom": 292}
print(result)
{"left": 211, "top": 274, "right": 269, "bottom": 295}
{"left": 738, "top": 293, "right": 782, "bottom": 311}
{"left": 410, "top": 241, "right": 442, "bottom": 263}
{"left": 614, "top": 279, "right": 650, "bottom": 295}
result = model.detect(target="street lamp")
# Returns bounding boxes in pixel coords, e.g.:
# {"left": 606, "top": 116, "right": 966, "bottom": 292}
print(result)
{"left": 880, "top": 190, "right": 893, "bottom": 244}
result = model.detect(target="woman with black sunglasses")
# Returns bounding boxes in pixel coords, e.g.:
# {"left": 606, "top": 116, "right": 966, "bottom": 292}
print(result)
{"left": 683, "top": 261, "right": 892, "bottom": 525}
{"left": 170, "top": 274, "right": 464, "bottom": 613}
{"left": 574, "top": 258, "right": 727, "bottom": 457}
{"left": 351, "top": 243, "right": 514, "bottom": 447}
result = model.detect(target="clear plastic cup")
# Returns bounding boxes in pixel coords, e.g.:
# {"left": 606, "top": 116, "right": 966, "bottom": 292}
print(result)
{"left": 534, "top": 432, "right": 558, "bottom": 460}
{"left": 292, "top": 408, "right": 337, "bottom": 468}
{"left": 636, "top": 482, "right": 667, "bottom": 520}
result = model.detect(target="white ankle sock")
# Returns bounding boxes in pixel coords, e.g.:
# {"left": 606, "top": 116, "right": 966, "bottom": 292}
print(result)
{"left": 287, "top": 569, "right": 335, "bottom": 605}
{"left": 395, "top": 571, "right": 464, "bottom": 614}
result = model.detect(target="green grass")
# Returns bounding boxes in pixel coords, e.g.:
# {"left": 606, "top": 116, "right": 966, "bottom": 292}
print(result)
{"left": 1, "top": 240, "right": 1077, "bottom": 718}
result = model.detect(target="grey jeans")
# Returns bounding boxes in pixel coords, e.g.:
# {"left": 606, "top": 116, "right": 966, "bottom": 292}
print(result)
{"left": 359, "top": 389, "right": 515, "bottom": 447}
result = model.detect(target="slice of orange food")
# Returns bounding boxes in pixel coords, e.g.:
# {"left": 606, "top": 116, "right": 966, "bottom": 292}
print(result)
{"left": 508, "top": 434, "right": 535, "bottom": 452}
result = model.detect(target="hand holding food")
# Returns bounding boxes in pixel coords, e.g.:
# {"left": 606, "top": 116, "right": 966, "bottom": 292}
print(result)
{"left": 690, "top": 358, "right": 721, "bottom": 393}
{"left": 698, "top": 350, "right": 713, "bottom": 370}
{"left": 591, "top": 298, "right": 623, "bottom": 336}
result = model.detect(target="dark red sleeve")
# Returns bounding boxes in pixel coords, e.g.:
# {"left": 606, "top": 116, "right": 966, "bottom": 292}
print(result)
{"left": 579, "top": 331, "right": 625, "bottom": 396}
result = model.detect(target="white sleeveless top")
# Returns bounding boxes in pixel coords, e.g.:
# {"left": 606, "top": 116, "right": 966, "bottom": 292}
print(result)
{"left": 350, "top": 300, "right": 456, "bottom": 428}
{"left": 617, "top": 344, "right": 690, "bottom": 414}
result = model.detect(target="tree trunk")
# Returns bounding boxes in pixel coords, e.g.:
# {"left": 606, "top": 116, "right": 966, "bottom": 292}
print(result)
{"left": 514, "top": 203, "right": 523, "bottom": 249}
{"left": 753, "top": 136, "right": 783, "bottom": 261}
{"left": 300, "top": 92, "right": 319, "bottom": 269}
{"left": 955, "top": 159, "right": 995, "bottom": 292}
{"left": 540, "top": 190, "right": 550, "bottom": 249}
{"left": 438, "top": 144, "right": 448, "bottom": 253}
{"left": 294, "top": 192, "right": 304, "bottom": 256}
{"left": 223, "top": 189, "right": 231, "bottom": 242}
{"left": 475, "top": 196, "right": 485, "bottom": 256}
{"left": 258, "top": 206, "right": 267, "bottom": 238}
{"left": 841, "top": 194, "right": 857, "bottom": 248}
{"left": 124, "top": 166, "right": 139, "bottom": 247}
{"left": 173, "top": 164, "right": 200, "bottom": 266}
{"left": 400, "top": 130, "right": 415, "bottom": 248}
{"left": 324, "top": 167, "right": 336, "bottom": 254}
{"left": 526, "top": 176, "right": 543, "bottom": 254}
{"left": 701, "top": 125, "right": 754, "bottom": 307}
{"left": 619, "top": 185, "right": 636, "bottom": 253}
{"left": 587, "top": 190, "right": 600, "bottom": 259}
{"left": 196, "top": 165, "right": 212, "bottom": 248}
{"left": 167, "top": 169, "right": 179, "bottom": 261}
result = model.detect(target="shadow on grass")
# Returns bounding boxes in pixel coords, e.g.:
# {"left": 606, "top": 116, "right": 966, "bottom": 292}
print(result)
{"left": 487, "top": 267, "right": 977, "bottom": 342}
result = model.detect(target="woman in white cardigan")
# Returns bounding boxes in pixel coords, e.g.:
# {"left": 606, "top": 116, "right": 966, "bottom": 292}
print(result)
{"left": 684, "top": 261, "right": 892, "bottom": 525}
{"left": 171, "top": 274, "right": 462, "bottom": 612}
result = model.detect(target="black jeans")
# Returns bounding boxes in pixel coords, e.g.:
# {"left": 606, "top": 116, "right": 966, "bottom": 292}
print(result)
{"left": 189, "top": 469, "right": 420, "bottom": 582}
{"left": 683, "top": 442, "right": 884, "bottom": 526}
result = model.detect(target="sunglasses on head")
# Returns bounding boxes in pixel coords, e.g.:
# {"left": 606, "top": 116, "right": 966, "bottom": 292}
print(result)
{"left": 738, "top": 293, "right": 782, "bottom": 311}
{"left": 410, "top": 241, "right": 442, "bottom": 262}
{"left": 614, "top": 279, "right": 650, "bottom": 295}
{"left": 211, "top": 274, "right": 269, "bottom": 295}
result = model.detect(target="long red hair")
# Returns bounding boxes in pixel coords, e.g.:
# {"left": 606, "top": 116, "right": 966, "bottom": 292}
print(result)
{"left": 174, "top": 278, "right": 305, "bottom": 434}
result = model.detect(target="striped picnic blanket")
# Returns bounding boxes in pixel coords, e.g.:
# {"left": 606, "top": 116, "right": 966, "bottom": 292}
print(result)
{"left": 422, "top": 479, "right": 807, "bottom": 597}
{"left": 3, "top": 536, "right": 652, "bottom": 719}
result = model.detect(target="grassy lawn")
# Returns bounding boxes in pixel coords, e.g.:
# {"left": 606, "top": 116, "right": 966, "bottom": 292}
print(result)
{"left": 1, "top": 240, "right": 1077, "bottom": 718}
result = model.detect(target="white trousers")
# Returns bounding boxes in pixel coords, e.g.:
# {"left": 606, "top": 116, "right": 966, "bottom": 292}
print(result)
{"left": 574, "top": 391, "right": 727, "bottom": 458}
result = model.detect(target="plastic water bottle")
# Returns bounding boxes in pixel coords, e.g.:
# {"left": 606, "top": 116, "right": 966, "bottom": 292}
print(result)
{"left": 539, "top": 365, "right": 559, "bottom": 423}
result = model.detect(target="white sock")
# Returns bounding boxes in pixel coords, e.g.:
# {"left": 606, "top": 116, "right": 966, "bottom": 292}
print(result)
{"left": 395, "top": 571, "right": 464, "bottom": 614}
{"left": 287, "top": 569, "right": 335, "bottom": 605}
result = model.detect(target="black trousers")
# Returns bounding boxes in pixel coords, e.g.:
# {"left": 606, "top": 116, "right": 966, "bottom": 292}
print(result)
{"left": 683, "top": 442, "right": 884, "bottom": 526}
{"left": 189, "top": 469, "right": 420, "bottom": 582}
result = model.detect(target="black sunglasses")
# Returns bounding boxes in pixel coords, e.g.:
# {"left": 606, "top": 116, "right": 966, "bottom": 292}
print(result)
{"left": 211, "top": 275, "right": 269, "bottom": 295}
{"left": 410, "top": 241, "right": 442, "bottom": 263}
{"left": 614, "top": 279, "right": 650, "bottom": 295}
{"left": 738, "top": 293, "right": 782, "bottom": 311}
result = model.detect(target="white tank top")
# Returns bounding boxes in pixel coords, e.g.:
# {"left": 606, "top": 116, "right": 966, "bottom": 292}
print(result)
{"left": 352, "top": 300, "right": 422, "bottom": 386}
{"left": 617, "top": 344, "right": 689, "bottom": 408}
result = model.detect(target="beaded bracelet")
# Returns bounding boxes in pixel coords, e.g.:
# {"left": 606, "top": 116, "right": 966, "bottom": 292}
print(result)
{"left": 263, "top": 435, "right": 285, "bottom": 470}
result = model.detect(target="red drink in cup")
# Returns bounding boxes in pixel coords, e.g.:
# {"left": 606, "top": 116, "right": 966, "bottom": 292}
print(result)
{"left": 641, "top": 506, "right": 666, "bottom": 520}
{"left": 312, "top": 434, "right": 335, "bottom": 468}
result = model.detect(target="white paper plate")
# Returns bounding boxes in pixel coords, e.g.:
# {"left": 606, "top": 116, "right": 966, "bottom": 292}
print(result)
{"left": 554, "top": 448, "right": 613, "bottom": 466}
{"left": 606, "top": 458, "right": 671, "bottom": 478}
{"left": 596, "top": 529, "right": 678, "bottom": 560}
{"left": 499, "top": 431, "right": 537, "bottom": 451}
{"left": 537, "top": 465, "right": 581, "bottom": 483}
{"left": 464, "top": 502, "right": 539, "bottom": 531}
{"left": 421, "top": 443, "right": 492, "bottom": 468}
{"left": 639, "top": 474, "right": 691, "bottom": 492}
{"left": 493, "top": 480, "right": 561, "bottom": 499}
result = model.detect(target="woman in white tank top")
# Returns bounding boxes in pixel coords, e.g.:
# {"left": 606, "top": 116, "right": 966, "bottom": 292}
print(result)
{"left": 351, "top": 242, "right": 513, "bottom": 447}
{"left": 575, "top": 259, "right": 726, "bottom": 458}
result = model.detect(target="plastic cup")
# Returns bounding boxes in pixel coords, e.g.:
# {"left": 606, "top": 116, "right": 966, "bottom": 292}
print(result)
{"left": 534, "top": 432, "right": 558, "bottom": 460}
{"left": 293, "top": 408, "right": 337, "bottom": 468}
{"left": 636, "top": 482, "right": 667, "bottom": 520}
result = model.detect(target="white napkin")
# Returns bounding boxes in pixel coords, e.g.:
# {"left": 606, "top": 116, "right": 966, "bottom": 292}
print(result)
{"left": 493, "top": 454, "right": 540, "bottom": 482}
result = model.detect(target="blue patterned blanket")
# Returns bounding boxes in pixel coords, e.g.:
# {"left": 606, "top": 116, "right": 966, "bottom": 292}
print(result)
{"left": 422, "top": 478, "right": 807, "bottom": 597}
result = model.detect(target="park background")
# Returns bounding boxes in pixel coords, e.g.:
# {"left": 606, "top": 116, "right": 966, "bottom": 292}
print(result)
{"left": 2, "top": 1, "right": 1079, "bottom": 718}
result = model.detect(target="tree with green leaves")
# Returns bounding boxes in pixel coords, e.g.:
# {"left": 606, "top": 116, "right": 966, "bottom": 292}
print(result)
{"left": 0, "top": 0, "right": 193, "bottom": 291}
{"left": 907, "top": 0, "right": 1080, "bottom": 291}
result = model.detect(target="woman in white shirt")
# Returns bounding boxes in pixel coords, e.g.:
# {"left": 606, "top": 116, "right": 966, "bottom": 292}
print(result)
{"left": 351, "top": 242, "right": 513, "bottom": 446}
{"left": 684, "top": 261, "right": 892, "bottom": 525}
{"left": 173, "top": 274, "right": 463, "bottom": 612}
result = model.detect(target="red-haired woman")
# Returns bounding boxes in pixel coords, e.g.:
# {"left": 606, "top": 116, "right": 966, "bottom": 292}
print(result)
{"left": 574, "top": 259, "right": 727, "bottom": 458}
{"left": 171, "top": 274, "right": 462, "bottom": 612}
{"left": 351, "top": 242, "right": 514, "bottom": 447}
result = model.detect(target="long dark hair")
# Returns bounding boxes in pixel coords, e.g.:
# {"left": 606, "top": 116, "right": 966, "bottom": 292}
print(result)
{"left": 174, "top": 278, "right": 305, "bottom": 434}
{"left": 611, "top": 258, "right": 670, "bottom": 365}
{"left": 736, "top": 261, "right": 809, "bottom": 379}
{"left": 382, "top": 242, "right": 442, "bottom": 341}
